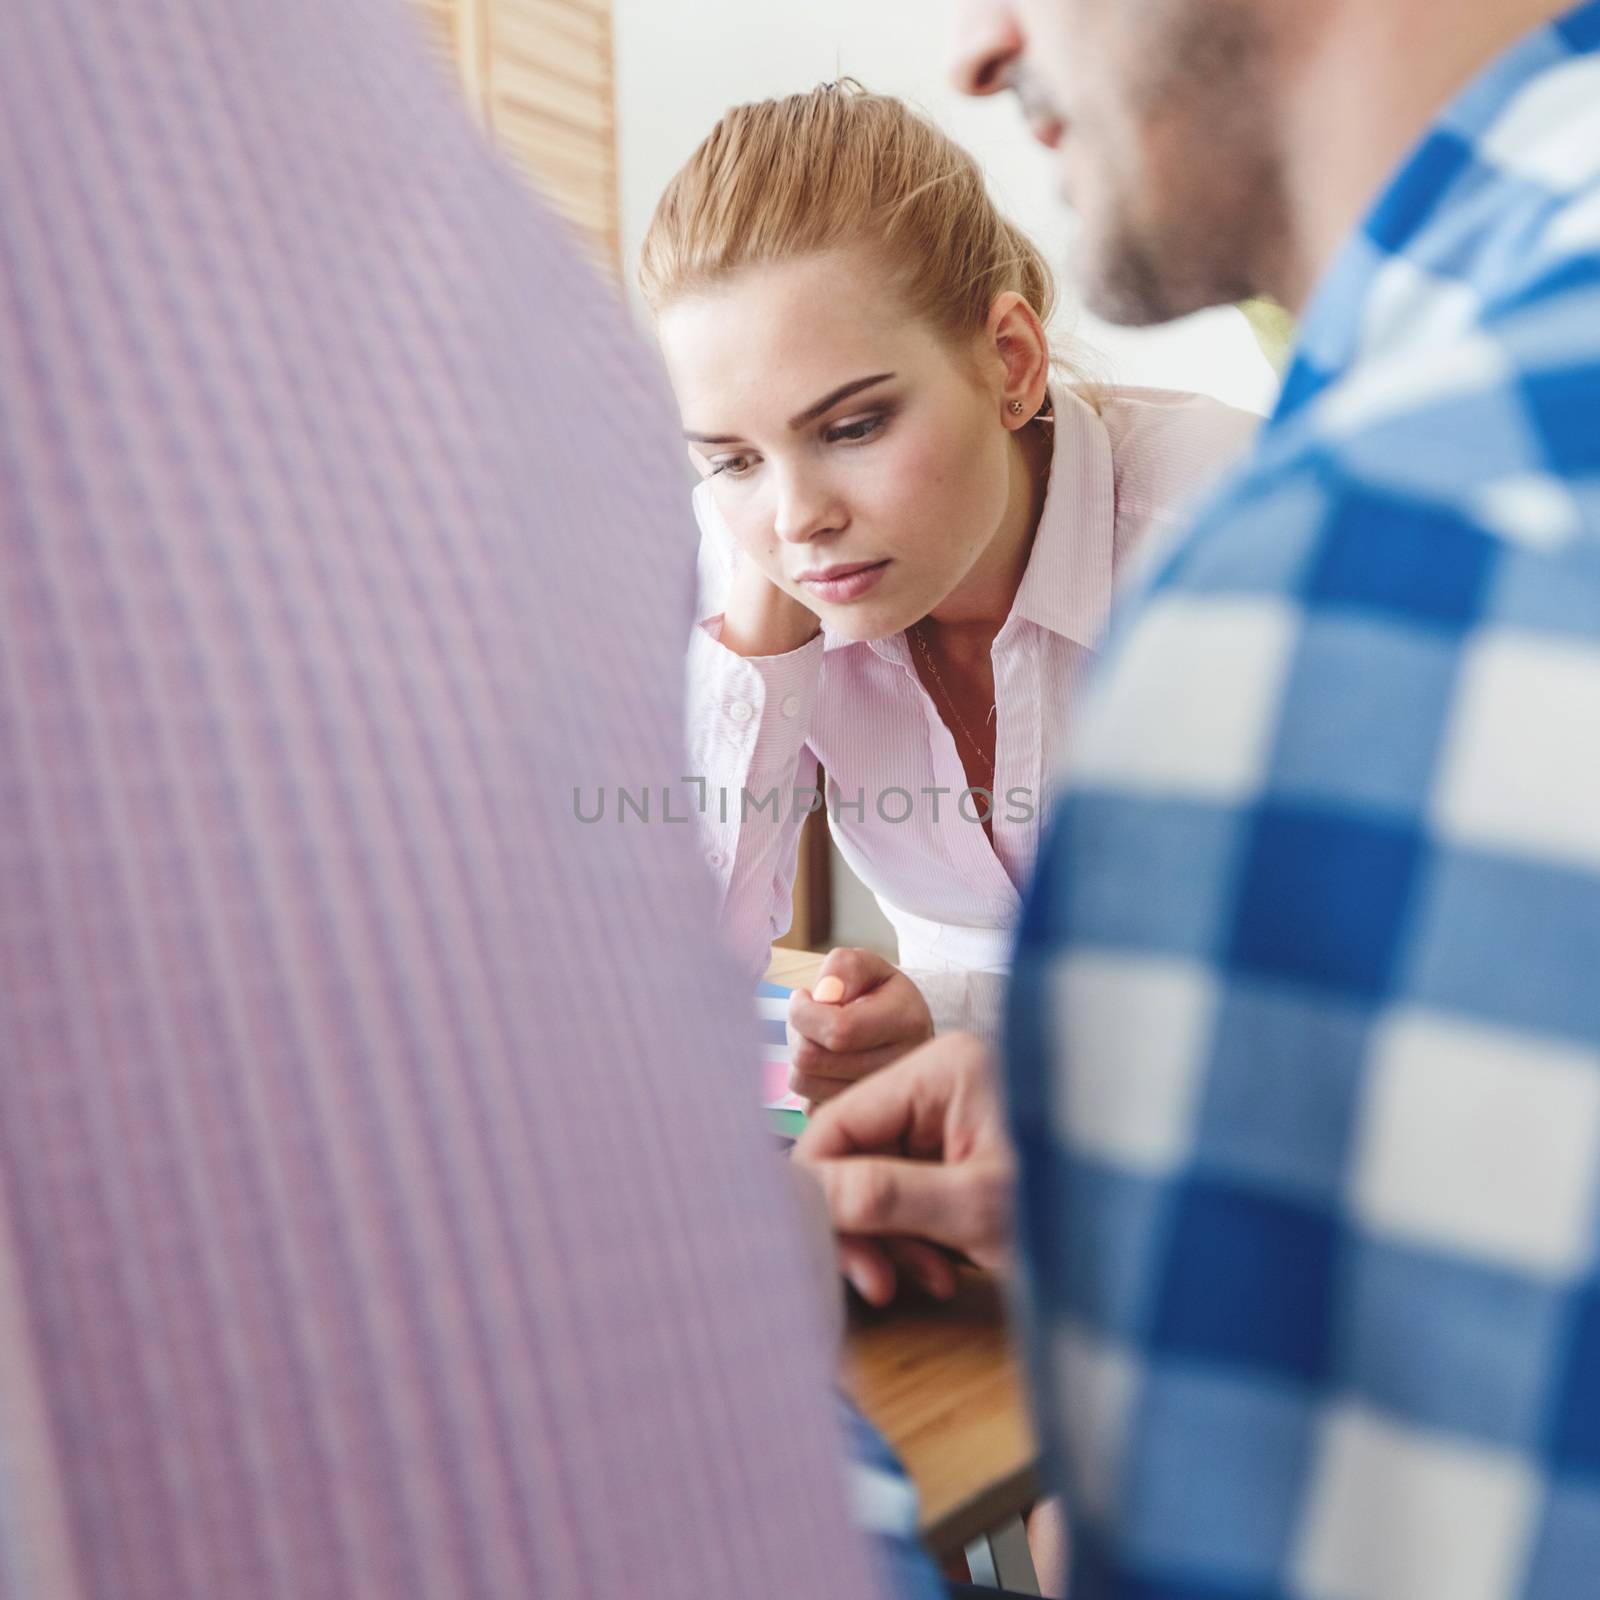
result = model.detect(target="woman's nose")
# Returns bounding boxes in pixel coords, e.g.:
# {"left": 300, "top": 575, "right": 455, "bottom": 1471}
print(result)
{"left": 772, "top": 472, "right": 844, "bottom": 544}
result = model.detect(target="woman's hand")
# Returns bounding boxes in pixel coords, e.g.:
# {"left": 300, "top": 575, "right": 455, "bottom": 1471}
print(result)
{"left": 717, "top": 550, "right": 821, "bottom": 658}
{"left": 787, "top": 948, "right": 934, "bottom": 1107}
{"left": 794, "top": 1030, "right": 1016, "bottom": 1307}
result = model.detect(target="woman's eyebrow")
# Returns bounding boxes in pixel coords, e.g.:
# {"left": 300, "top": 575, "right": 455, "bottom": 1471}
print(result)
{"left": 681, "top": 372, "right": 897, "bottom": 443}
{"left": 787, "top": 373, "right": 895, "bottom": 430}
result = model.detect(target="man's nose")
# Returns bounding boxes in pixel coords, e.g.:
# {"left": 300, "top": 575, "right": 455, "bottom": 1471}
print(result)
{"left": 947, "top": 0, "right": 1026, "bottom": 97}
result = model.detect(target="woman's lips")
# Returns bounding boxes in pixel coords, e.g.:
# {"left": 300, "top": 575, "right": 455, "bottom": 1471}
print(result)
{"left": 798, "top": 560, "right": 890, "bottom": 604}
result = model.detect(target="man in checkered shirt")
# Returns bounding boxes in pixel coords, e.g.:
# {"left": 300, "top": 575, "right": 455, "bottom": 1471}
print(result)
{"left": 801, "top": 1, "right": 1600, "bottom": 1595}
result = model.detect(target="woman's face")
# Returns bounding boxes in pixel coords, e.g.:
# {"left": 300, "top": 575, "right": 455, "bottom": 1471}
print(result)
{"left": 657, "top": 248, "right": 1016, "bottom": 641}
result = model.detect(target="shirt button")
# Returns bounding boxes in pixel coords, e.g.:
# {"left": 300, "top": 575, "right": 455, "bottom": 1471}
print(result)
{"left": 780, "top": 693, "right": 801, "bottom": 718}
{"left": 706, "top": 850, "right": 727, "bottom": 869}
{"left": 728, "top": 700, "right": 755, "bottom": 724}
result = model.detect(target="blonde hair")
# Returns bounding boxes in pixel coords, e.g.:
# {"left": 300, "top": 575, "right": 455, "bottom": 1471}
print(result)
{"left": 639, "top": 80, "right": 1067, "bottom": 365}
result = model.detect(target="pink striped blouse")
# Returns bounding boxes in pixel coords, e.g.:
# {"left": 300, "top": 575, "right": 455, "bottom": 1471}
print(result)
{"left": 688, "top": 386, "right": 1259, "bottom": 1038}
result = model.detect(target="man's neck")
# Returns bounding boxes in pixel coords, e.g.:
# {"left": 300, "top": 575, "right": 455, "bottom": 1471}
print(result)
{"left": 1270, "top": 0, "right": 1572, "bottom": 311}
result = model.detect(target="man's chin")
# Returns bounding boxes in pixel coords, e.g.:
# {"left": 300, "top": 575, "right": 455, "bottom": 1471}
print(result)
{"left": 1080, "top": 278, "right": 1183, "bottom": 328}
{"left": 1076, "top": 231, "right": 1176, "bottom": 325}
{"left": 1078, "top": 232, "right": 1235, "bottom": 328}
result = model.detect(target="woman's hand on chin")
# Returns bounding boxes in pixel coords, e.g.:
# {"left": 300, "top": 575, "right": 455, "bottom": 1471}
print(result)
{"left": 786, "top": 948, "right": 934, "bottom": 1107}
{"left": 718, "top": 554, "right": 821, "bottom": 658}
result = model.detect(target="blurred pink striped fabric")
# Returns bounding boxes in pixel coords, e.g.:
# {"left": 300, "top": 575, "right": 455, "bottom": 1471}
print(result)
{"left": 0, "top": 2, "right": 883, "bottom": 1596}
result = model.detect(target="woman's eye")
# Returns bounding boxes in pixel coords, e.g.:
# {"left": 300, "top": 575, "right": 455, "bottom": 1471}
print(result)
{"left": 708, "top": 454, "right": 757, "bottom": 479}
{"left": 826, "top": 412, "right": 888, "bottom": 444}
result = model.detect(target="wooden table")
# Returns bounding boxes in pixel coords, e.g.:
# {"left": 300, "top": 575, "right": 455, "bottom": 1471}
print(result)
{"left": 764, "top": 948, "right": 1040, "bottom": 1561}
{"left": 764, "top": 945, "right": 842, "bottom": 989}
{"left": 844, "top": 1271, "right": 1040, "bottom": 1558}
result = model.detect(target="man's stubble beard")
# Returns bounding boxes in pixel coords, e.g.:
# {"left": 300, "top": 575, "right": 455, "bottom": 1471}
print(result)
{"left": 1074, "top": 0, "right": 1291, "bottom": 326}
{"left": 1082, "top": 188, "right": 1276, "bottom": 326}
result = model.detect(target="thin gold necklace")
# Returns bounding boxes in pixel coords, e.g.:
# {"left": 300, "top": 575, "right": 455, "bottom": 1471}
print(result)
{"left": 908, "top": 620, "right": 996, "bottom": 776}
{"left": 908, "top": 410, "right": 1045, "bottom": 782}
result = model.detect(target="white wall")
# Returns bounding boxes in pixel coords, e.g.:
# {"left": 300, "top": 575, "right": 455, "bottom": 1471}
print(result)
{"left": 613, "top": 0, "right": 1280, "bottom": 413}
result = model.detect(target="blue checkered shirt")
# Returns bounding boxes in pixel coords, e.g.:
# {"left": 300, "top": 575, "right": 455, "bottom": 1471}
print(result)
{"left": 1008, "top": 6, "right": 1600, "bottom": 1598}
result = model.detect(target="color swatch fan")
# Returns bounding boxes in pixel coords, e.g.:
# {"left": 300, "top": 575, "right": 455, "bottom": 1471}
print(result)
{"left": 757, "top": 980, "right": 808, "bottom": 1138}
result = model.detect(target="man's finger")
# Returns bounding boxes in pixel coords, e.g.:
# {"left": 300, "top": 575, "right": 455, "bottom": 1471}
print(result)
{"left": 884, "top": 1237, "right": 958, "bottom": 1300}
{"left": 837, "top": 1235, "right": 897, "bottom": 1307}
{"left": 835, "top": 1236, "right": 955, "bottom": 1305}
{"left": 812, "top": 1155, "right": 982, "bottom": 1255}
{"left": 795, "top": 1035, "right": 974, "bottom": 1161}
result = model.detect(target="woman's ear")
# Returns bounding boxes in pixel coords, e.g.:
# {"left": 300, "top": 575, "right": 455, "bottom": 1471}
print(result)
{"left": 984, "top": 291, "right": 1051, "bottom": 428}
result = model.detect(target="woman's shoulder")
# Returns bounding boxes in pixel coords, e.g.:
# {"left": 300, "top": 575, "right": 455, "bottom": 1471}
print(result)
{"left": 1087, "top": 383, "right": 1264, "bottom": 468}
{"left": 1082, "top": 384, "right": 1263, "bottom": 552}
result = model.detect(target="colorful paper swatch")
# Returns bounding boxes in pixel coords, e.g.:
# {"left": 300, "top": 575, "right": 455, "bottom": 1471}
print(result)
{"left": 756, "top": 979, "right": 806, "bottom": 1113}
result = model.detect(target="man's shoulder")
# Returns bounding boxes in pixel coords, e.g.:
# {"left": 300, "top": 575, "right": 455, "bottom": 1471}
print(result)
{"left": 1067, "top": 403, "right": 1600, "bottom": 992}
{"left": 1082, "top": 249, "right": 1600, "bottom": 839}
{"left": 1102, "top": 365, "right": 1600, "bottom": 817}
{"left": 1257, "top": 243, "right": 1600, "bottom": 560}
{"left": 1160, "top": 288, "right": 1600, "bottom": 635}
{"left": 1140, "top": 464, "right": 1597, "bottom": 776}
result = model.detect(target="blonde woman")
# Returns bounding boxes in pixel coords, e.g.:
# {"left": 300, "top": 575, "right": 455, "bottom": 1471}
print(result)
{"left": 642, "top": 83, "right": 1256, "bottom": 1105}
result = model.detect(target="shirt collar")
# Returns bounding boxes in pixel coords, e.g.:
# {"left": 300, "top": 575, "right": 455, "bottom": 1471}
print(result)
{"left": 826, "top": 384, "right": 1116, "bottom": 656}
{"left": 1007, "top": 386, "right": 1116, "bottom": 648}
{"left": 1275, "top": 0, "right": 1600, "bottom": 427}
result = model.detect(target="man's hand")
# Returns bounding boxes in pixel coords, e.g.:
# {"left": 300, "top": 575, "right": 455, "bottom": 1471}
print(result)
{"left": 793, "top": 1031, "right": 1015, "bottom": 1307}
{"left": 787, "top": 948, "right": 934, "bottom": 1107}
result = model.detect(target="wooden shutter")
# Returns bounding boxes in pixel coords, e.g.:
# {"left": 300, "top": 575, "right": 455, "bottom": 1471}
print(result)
{"left": 410, "top": 0, "right": 620, "bottom": 276}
